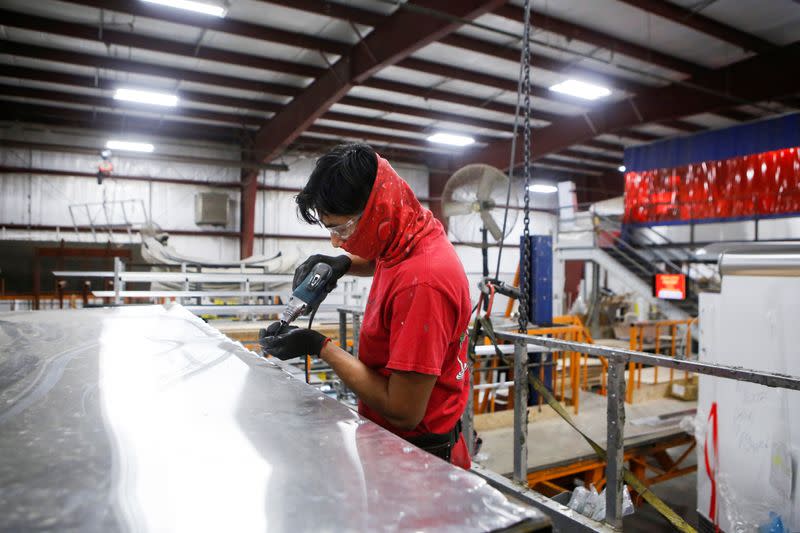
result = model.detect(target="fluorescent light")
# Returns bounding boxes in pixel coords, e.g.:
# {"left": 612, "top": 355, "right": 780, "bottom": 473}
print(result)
{"left": 114, "top": 88, "right": 179, "bottom": 107}
{"left": 618, "top": 165, "right": 627, "bottom": 172}
{"left": 106, "top": 140, "right": 155, "bottom": 153}
{"left": 427, "top": 133, "right": 475, "bottom": 147}
{"left": 528, "top": 184, "right": 558, "bottom": 194}
{"left": 695, "top": 248, "right": 707, "bottom": 256}
{"left": 549, "top": 79, "right": 611, "bottom": 101}
{"left": 142, "top": 0, "right": 226, "bottom": 17}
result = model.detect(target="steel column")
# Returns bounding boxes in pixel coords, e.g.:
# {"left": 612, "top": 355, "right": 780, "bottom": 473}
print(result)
{"left": 513, "top": 340, "right": 529, "bottom": 484}
{"left": 240, "top": 168, "right": 258, "bottom": 259}
{"left": 113, "top": 257, "right": 123, "bottom": 305}
{"left": 605, "top": 360, "right": 627, "bottom": 529}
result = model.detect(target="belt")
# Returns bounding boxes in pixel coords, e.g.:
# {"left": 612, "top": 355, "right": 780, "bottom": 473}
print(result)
{"left": 405, "top": 420, "right": 462, "bottom": 462}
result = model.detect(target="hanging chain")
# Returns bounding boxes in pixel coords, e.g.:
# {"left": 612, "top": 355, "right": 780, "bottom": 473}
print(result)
{"left": 518, "top": 0, "right": 532, "bottom": 333}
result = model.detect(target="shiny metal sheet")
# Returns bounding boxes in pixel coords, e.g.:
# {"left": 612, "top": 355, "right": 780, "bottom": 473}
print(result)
{"left": 0, "top": 304, "right": 543, "bottom": 532}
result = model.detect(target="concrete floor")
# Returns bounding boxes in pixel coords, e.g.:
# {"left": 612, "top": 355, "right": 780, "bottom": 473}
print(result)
{"left": 475, "top": 391, "right": 699, "bottom": 531}
{"left": 624, "top": 445, "right": 698, "bottom": 532}
{"left": 476, "top": 390, "right": 696, "bottom": 474}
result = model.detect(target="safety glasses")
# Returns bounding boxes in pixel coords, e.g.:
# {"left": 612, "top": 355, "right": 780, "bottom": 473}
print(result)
{"left": 325, "top": 214, "right": 361, "bottom": 240}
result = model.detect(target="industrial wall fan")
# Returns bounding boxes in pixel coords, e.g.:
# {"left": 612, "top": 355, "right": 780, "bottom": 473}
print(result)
{"left": 441, "top": 164, "right": 518, "bottom": 277}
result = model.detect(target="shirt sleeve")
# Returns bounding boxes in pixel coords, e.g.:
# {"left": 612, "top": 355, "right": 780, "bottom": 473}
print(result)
{"left": 386, "top": 284, "right": 456, "bottom": 376}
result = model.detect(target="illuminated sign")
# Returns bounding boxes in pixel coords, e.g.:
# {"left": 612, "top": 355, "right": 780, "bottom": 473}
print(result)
{"left": 654, "top": 274, "right": 686, "bottom": 300}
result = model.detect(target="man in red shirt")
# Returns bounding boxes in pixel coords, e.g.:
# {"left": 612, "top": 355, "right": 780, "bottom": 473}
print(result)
{"left": 260, "top": 143, "right": 473, "bottom": 468}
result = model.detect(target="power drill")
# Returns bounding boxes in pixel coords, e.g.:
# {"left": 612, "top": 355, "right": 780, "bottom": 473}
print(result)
{"left": 279, "top": 262, "right": 334, "bottom": 329}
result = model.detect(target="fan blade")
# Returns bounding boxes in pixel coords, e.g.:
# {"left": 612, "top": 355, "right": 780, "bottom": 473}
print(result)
{"left": 442, "top": 201, "right": 475, "bottom": 217}
{"left": 480, "top": 211, "right": 504, "bottom": 241}
{"left": 476, "top": 166, "right": 495, "bottom": 203}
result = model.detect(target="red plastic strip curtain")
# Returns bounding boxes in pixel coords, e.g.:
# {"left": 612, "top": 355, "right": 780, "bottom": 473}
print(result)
{"left": 624, "top": 147, "right": 800, "bottom": 224}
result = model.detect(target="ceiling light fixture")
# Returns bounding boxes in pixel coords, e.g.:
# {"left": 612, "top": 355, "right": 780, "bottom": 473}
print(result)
{"left": 618, "top": 165, "right": 627, "bottom": 172}
{"left": 114, "top": 88, "right": 179, "bottom": 107}
{"left": 528, "top": 184, "right": 558, "bottom": 194}
{"left": 141, "top": 0, "right": 226, "bottom": 17}
{"left": 427, "top": 133, "right": 475, "bottom": 147}
{"left": 549, "top": 79, "right": 611, "bottom": 101}
{"left": 106, "top": 140, "right": 155, "bottom": 153}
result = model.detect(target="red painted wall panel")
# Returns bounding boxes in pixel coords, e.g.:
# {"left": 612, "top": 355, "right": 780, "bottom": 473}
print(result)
{"left": 624, "top": 147, "right": 800, "bottom": 224}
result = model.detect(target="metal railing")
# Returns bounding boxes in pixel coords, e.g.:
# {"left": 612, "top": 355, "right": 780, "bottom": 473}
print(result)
{"left": 472, "top": 330, "right": 800, "bottom": 530}
{"left": 624, "top": 194, "right": 800, "bottom": 244}
{"left": 54, "top": 258, "right": 292, "bottom": 305}
{"left": 626, "top": 318, "right": 696, "bottom": 403}
{"left": 471, "top": 319, "right": 595, "bottom": 416}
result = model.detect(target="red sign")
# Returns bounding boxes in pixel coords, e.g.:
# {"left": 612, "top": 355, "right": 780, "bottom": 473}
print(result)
{"left": 654, "top": 274, "right": 686, "bottom": 300}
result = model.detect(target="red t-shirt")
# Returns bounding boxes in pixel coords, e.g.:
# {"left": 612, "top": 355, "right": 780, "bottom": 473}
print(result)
{"left": 341, "top": 155, "right": 472, "bottom": 468}
{"left": 357, "top": 235, "right": 472, "bottom": 436}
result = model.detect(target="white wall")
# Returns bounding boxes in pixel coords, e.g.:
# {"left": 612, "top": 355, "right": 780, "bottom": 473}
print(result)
{"left": 1, "top": 122, "right": 559, "bottom": 311}
{"left": 0, "top": 124, "right": 241, "bottom": 262}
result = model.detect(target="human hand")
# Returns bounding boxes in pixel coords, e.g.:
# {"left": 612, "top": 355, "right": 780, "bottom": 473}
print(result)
{"left": 259, "top": 321, "right": 328, "bottom": 360}
{"left": 292, "top": 254, "right": 352, "bottom": 293}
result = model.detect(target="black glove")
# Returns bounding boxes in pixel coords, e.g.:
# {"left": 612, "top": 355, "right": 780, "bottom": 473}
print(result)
{"left": 292, "top": 254, "right": 352, "bottom": 293}
{"left": 259, "top": 321, "right": 328, "bottom": 361}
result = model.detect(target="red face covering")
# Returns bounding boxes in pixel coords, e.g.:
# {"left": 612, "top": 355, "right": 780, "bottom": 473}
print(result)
{"left": 342, "top": 155, "right": 443, "bottom": 266}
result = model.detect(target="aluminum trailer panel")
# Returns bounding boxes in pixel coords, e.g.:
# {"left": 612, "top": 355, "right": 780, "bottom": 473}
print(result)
{"left": 0, "top": 304, "right": 544, "bottom": 532}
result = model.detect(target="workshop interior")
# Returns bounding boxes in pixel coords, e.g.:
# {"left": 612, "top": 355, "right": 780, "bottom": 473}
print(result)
{"left": 1, "top": 0, "right": 799, "bottom": 532}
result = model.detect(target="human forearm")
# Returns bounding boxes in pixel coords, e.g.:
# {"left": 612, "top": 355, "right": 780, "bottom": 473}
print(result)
{"left": 345, "top": 254, "right": 375, "bottom": 277}
{"left": 319, "top": 343, "right": 429, "bottom": 430}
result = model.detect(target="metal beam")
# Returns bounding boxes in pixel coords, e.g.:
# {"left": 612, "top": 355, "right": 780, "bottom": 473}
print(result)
{"left": 0, "top": 102, "right": 439, "bottom": 168}
{"left": 240, "top": 168, "right": 259, "bottom": 259}
{"left": 60, "top": 0, "right": 349, "bottom": 55}
{"left": 372, "top": 65, "right": 695, "bottom": 139}
{"left": 0, "top": 142, "right": 285, "bottom": 171}
{"left": 362, "top": 78, "right": 562, "bottom": 123}
{"left": 614, "top": 0, "right": 773, "bottom": 53}
{"left": 336, "top": 95, "right": 513, "bottom": 137}
{"left": 0, "top": 101, "right": 249, "bottom": 144}
{"left": 440, "top": 33, "right": 649, "bottom": 94}
{"left": 253, "top": 0, "right": 385, "bottom": 27}
{"left": 0, "top": 8, "right": 322, "bottom": 79}
{"left": 291, "top": 137, "right": 450, "bottom": 169}
{"left": 0, "top": 166, "right": 240, "bottom": 187}
{"left": 4, "top": 84, "right": 489, "bottom": 155}
{"left": 0, "top": 41, "right": 300, "bottom": 98}
{"left": 398, "top": 57, "right": 590, "bottom": 106}
{"left": 2, "top": 3, "right": 751, "bottom": 147}
{"left": 463, "top": 43, "right": 800, "bottom": 169}
{"left": 250, "top": 0, "right": 506, "bottom": 163}
{"left": 1, "top": 63, "right": 626, "bottom": 158}
{"left": 307, "top": 124, "right": 455, "bottom": 153}
{"left": 0, "top": 96, "right": 607, "bottom": 172}
{"left": 558, "top": 149, "right": 621, "bottom": 165}
{"left": 0, "top": 223, "right": 330, "bottom": 241}
{"left": 536, "top": 159, "right": 605, "bottom": 176}
{"left": 0, "top": 64, "right": 510, "bottom": 139}
{"left": 1, "top": 7, "right": 553, "bottom": 125}
{"left": 0, "top": 65, "right": 283, "bottom": 115}
{"left": 494, "top": 4, "right": 707, "bottom": 76}
{"left": 0, "top": 85, "right": 265, "bottom": 128}
{"left": 0, "top": 83, "right": 483, "bottom": 155}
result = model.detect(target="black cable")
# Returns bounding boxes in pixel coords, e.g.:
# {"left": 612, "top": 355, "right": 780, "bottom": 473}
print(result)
{"left": 305, "top": 305, "right": 319, "bottom": 384}
{"left": 492, "top": 40, "right": 526, "bottom": 281}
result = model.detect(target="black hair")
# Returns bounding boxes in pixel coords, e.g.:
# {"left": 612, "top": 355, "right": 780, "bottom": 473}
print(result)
{"left": 296, "top": 143, "right": 378, "bottom": 225}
